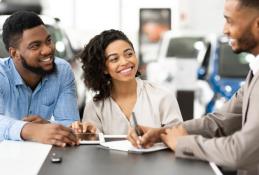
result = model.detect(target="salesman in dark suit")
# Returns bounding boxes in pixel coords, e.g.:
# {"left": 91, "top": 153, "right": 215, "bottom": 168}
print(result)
{"left": 128, "top": 0, "right": 259, "bottom": 174}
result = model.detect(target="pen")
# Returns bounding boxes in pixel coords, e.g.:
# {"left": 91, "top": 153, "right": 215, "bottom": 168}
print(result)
{"left": 131, "top": 112, "right": 142, "bottom": 137}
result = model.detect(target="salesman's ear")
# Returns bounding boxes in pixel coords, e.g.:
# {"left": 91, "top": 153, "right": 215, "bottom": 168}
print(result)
{"left": 254, "top": 17, "right": 259, "bottom": 36}
{"left": 9, "top": 47, "right": 20, "bottom": 60}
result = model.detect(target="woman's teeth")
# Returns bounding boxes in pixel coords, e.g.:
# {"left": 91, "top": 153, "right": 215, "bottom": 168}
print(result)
{"left": 120, "top": 67, "right": 132, "bottom": 73}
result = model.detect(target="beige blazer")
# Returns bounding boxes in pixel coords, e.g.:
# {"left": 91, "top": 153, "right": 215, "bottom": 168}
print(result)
{"left": 176, "top": 70, "right": 259, "bottom": 175}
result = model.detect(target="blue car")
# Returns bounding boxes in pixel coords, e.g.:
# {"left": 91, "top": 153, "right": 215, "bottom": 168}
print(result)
{"left": 198, "top": 36, "right": 251, "bottom": 113}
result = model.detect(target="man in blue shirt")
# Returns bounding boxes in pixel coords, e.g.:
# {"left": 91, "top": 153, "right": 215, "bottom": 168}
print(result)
{"left": 0, "top": 11, "right": 80, "bottom": 146}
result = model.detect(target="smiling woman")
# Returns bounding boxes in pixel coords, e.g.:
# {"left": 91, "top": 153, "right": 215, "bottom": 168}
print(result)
{"left": 70, "top": 29, "right": 183, "bottom": 135}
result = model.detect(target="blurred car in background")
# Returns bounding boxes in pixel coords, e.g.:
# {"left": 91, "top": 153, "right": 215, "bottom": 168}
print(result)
{"left": 0, "top": 15, "right": 86, "bottom": 116}
{"left": 0, "top": 1, "right": 42, "bottom": 15}
{"left": 146, "top": 31, "right": 207, "bottom": 120}
{"left": 146, "top": 31, "right": 207, "bottom": 89}
{"left": 198, "top": 35, "right": 251, "bottom": 113}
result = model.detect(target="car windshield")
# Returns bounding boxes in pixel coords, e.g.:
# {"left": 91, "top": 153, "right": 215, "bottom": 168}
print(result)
{"left": 218, "top": 42, "right": 250, "bottom": 78}
{"left": 0, "top": 25, "right": 73, "bottom": 60}
{"left": 166, "top": 37, "right": 205, "bottom": 59}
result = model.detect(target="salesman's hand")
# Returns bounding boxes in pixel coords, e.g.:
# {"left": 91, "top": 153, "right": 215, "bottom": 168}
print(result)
{"left": 21, "top": 123, "right": 79, "bottom": 147}
{"left": 23, "top": 115, "right": 49, "bottom": 124}
{"left": 70, "top": 121, "right": 96, "bottom": 134}
{"left": 127, "top": 125, "right": 165, "bottom": 148}
{"left": 161, "top": 125, "right": 188, "bottom": 151}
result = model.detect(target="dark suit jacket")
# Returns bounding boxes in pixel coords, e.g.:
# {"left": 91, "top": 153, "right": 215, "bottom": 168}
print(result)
{"left": 176, "top": 70, "right": 259, "bottom": 175}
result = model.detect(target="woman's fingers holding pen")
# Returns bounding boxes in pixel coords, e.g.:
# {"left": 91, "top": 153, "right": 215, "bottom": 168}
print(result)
{"left": 141, "top": 133, "right": 154, "bottom": 148}
{"left": 127, "top": 127, "right": 142, "bottom": 148}
{"left": 128, "top": 125, "right": 167, "bottom": 148}
{"left": 141, "top": 127, "right": 165, "bottom": 148}
{"left": 128, "top": 125, "right": 157, "bottom": 148}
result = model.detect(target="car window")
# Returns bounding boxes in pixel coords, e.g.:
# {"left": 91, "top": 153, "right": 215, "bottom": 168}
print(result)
{"left": 218, "top": 42, "right": 250, "bottom": 78}
{"left": 166, "top": 37, "right": 205, "bottom": 59}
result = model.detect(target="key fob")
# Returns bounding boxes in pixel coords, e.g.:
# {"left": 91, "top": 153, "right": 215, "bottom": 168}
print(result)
{"left": 51, "top": 153, "right": 62, "bottom": 163}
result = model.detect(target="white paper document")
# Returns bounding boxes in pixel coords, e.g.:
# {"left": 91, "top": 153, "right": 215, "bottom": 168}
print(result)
{"left": 100, "top": 140, "right": 168, "bottom": 153}
{"left": 0, "top": 140, "right": 52, "bottom": 175}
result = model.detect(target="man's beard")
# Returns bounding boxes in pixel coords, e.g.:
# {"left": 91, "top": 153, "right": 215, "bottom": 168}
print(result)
{"left": 232, "top": 28, "right": 257, "bottom": 54}
{"left": 21, "top": 55, "right": 56, "bottom": 76}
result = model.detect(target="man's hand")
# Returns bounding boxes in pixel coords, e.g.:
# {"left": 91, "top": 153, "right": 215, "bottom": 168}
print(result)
{"left": 21, "top": 123, "right": 79, "bottom": 147}
{"left": 161, "top": 125, "right": 188, "bottom": 151}
{"left": 127, "top": 125, "right": 165, "bottom": 148}
{"left": 23, "top": 115, "right": 49, "bottom": 124}
{"left": 70, "top": 121, "right": 96, "bottom": 134}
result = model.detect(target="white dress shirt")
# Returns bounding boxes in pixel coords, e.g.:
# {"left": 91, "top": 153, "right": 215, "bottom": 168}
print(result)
{"left": 249, "top": 55, "right": 259, "bottom": 75}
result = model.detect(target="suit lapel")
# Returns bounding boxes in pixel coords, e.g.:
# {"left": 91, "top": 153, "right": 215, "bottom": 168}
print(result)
{"left": 243, "top": 70, "right": 259, "bottom": 124}
{"left": 242, "top": 70, "right": 253, "bottom": 125}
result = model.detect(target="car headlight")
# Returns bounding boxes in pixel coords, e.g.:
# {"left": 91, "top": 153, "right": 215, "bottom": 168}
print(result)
{"left": 56, "top": 41, "right": 65, "bottom": 53}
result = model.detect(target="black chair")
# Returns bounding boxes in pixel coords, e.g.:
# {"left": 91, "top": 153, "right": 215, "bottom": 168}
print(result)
{"left": 176, "top": 90, "right": 194, "bottom": 121}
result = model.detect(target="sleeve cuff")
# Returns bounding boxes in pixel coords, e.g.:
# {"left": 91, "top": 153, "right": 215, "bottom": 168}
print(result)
{"left": 9, "top": 120, "right": 27, "bottom": 141}
{"left": 175, "top": 135, "right": 196, "bottom": 158}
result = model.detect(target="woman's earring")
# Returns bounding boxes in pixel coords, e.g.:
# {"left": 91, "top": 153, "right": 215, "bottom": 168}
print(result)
{"left": 107, "top": 79, "right": 111, "bottom": 85}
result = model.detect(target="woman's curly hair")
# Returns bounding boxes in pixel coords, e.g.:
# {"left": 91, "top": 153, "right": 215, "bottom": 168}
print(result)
{"left": 80, "top": 29, "right": 139, "bottom": 102}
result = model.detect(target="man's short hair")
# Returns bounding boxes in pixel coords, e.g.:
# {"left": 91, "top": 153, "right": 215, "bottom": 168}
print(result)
{"left": 2, "top": 11, "right": 44, "bottom": 51}
{"left": 237, "top": 0, "right": 259, "bottom": 10}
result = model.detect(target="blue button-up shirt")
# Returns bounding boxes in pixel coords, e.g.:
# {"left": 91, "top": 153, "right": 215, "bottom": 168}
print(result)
{"left": 0, "top": 57, "right": 80, "bottom": 141}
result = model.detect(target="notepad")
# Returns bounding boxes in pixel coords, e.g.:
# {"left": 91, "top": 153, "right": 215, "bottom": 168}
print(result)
{"left": 100, "top": 140, "right": 168, "bottom": 153}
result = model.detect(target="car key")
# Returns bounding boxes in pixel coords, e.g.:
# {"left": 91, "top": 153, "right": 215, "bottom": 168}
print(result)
{"left": 51, "top": 153, "right": 62, "bottom": 163}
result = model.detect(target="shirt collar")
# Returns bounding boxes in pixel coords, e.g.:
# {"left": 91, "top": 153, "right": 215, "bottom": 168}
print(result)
{"left": 249, "top": 54, "right": 259, "bottom": 75}
{"left": 9, "top": 58, "right": 24, "bottom": 86}
{"left": 136, "top": 77, "right": 144, "bottom": 96}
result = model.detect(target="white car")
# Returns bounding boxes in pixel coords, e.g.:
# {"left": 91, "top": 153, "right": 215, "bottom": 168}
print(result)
{"left": 147, "top": 31, "right": 207, "bottom": 89}
{"left": 146, "top": 31, "right": 209, "bottom": 119}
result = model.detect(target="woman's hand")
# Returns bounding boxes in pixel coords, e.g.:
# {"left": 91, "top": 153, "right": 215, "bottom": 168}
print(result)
{"left": 127, "top": 125, "right": 164, "bottom": 148}
{"left": 70, "top": 121, "right": 97, "bottom": 134}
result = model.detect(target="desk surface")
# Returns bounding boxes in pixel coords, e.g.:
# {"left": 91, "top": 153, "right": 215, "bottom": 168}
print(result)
{"left": 39, "top": 145, "right": 216, "bottom": 175}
